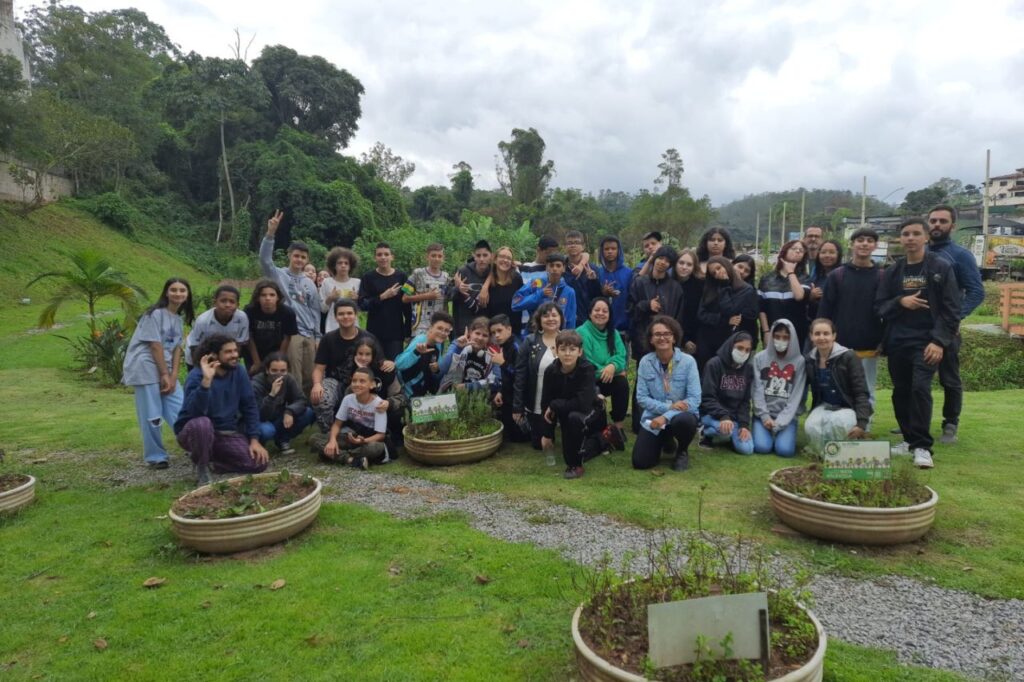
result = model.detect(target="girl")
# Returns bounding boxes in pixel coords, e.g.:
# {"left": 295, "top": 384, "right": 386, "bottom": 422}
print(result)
{"left": 512, "top": 302, "right": 564, "bottom": 451}
{"left": 806, "top": 239, "right": 843, "bottom": 324}
{"left": 751, "top": 319, "right": 805, "bottom": 457}
{"left": 805, "top": 318, "right": 871, "bottom": 454}
{"left": 353, "top": 337, "right": 406, "bottom": 453}
{"left": 696, "top": 227, "right": 737, "bottom": 268}
{"left": 732, "top": 253, "right": 756, "bottom": 287}
{"left": 243, "top": 279, "right": 297, "bottom": 375}
{"left": 699, "top": 332, "right": 755, "bottom": 455}
{"left": 576, "top": 297, "right": 628, "bottom": 431}
{"left": 695, "top": 257, "right": 758, "bottom": 373}
{"left": 674, "top": 248, "right": 703, "bottom": 355}
{"left": 320, "top": 247, "right": 361, "bottom": 333}
{"left": 122, "top": 278, "right": 195, "bottom": 468}
{"left": 485, "top": 246, "right": 525, "bottom": 337}
{"left": 757, "top": 240, "right": 810, "bottom": 352}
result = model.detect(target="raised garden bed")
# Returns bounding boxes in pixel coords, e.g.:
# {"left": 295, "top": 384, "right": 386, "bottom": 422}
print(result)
{"left": 0, "top": 473, "right": 36, "bottom": 514}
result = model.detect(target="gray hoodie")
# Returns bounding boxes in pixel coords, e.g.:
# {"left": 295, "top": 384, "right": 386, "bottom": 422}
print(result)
{"left": 751, "top": 318, "right": 805, "bottom": 431}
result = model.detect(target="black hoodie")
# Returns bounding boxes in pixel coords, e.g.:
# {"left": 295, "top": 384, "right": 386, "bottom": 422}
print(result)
{"left": 700, "top": 332, "right": 754, "bottom": 428}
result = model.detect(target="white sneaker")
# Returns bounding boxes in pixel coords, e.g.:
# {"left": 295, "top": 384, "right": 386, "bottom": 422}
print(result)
{"left": 912, "top": 448, "right": 934, "bottom": 469}
{"left": 891, "top": 441, "right": 911, "bottom": 456}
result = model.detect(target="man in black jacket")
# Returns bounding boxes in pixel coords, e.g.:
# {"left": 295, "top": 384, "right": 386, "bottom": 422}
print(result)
{"left": 875, "top": 218, "right": 961, "bottom": 469}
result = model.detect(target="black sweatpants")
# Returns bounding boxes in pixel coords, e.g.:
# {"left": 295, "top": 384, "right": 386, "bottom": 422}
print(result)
{"left": 631, "top": 412, "right": 699, "bottom": 470}
{"left": 937, "top": 333, "right": 962, "bottom": 427}
{"left": 631, "top": 357, "right": 643, "bottom": 434}
{"left": 547, "top": 404, "right": 608, "bottom": 468}
{"left": 597, "top": 374, "right": 629, "bottom": 423}
{"left": 888, "top": 343, "right": 938, "bottom": 451}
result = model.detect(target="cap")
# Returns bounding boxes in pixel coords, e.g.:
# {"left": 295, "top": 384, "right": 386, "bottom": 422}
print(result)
{"left": 642, "top": 231, "right": 663, "bottom": 242}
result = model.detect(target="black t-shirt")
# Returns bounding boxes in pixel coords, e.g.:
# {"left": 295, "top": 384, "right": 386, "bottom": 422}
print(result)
{"left": 891, "top": 261, "right": 933, "bottom": 344}
{"left": 487, "top": 272, "right": 525, "bottom": 336}
{"left": 359, "top": 270, "right": 409, "bottom": 343}
{"left": 245, "top": 304, "right": 298, "bottom": 361}
{"left": 315, "top": 329, "right": 368, "bottom": 383}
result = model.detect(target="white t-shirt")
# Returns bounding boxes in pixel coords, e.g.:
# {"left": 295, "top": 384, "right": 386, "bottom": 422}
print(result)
{"left": 406, "top": 267, "right": 451, "bottom": 335}
{"left": 532, "top": 348, "right": 556, "bottom": 414}
{"left": 122, "top": 308, "right": 183, "bottom": 386}
{"left": 321, "top": 277, "right": 361, "bottom": 332}
{"left": 185, "top": 308, "right": 249, "bottom": 358}
{"left": 336, "top": 392, "right": 387, "bottom": 434}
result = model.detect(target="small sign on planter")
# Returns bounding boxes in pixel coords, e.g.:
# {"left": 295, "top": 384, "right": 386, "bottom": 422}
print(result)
{"left": 647, "top": 592, "right": 769, "bottom": 668}
{"left": 822, "top": 440, "right": 891, "bottom": 480}
{"left": 410, "top": 394, "right": 458, "bottom": 424}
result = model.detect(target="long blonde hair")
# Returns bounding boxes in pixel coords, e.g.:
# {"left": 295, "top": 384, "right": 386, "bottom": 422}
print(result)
{"left": 492, "top": 246, "right": 516, "bottom": 286}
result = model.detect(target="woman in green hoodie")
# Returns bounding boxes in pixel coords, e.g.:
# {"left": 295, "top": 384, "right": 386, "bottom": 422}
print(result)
{"left": 577, "top": 297, "right": 628, "bottom": 431}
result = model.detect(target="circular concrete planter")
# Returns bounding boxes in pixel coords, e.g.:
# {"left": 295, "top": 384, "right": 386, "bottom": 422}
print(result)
{"left": 169, "top": 473, "right": 322, "bottom": 554}
{"left": 572, "top": 600, "right": 826, "bottom": 682}
{"left": 769, "top": 467, "right": 938, "bottom": 546}
{"left": 0, "top": 475, "right": 36, "bottom": 514}
{"left": 403, "top": 422, "right": 503, "bottom": 465}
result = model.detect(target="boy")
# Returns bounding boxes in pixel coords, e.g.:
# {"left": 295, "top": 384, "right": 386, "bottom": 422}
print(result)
{"left": 451, "top": 240, "right": 492, "bottom": 333}
{"left": 562, "top": 230, "right": 602, "bottom": 324}
{"left": 251, "top": 352, "right": 315, "bottom": 455}
{"left": 489, "top": 315, "right": 528, "bottom": 442}
{"left": 403, "top": 243, "right": 451, "bottom": 337}
{"left": 438, "top": 316, "right": 499, "bottom": 393}
{"left": 358, "top": 242, "right": 410, "bottom": 360}
{"left": 186, "top": 285, "right": 249, "bottom": 367}
{"left": 540, "top": 330, "right": 625, "bottom": 480}
{"left": 395, "top": 312, "right": 453, "bottom": 398}
{"left": 595, "top": 236, "right": 633, "bottom": 333}
{"left": 311, "top": 299, "right": 376, "bottom": 431}
{"left": 322, "top": 367, "right": 389, "bottom": 469}
{"left": 511, "top": 253, "right": 577, "bottom": 328}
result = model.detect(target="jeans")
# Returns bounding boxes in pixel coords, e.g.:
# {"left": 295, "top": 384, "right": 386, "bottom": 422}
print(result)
{"left": 258, "top": 407, "right": 315, "bottom": 446}
{"left": 700, "top": 414, "right": 754, "bottom": 455}
{"left": 752, "top": 419, "right": 798, "bottom": 457}
{"left": 132, "top": 382, "right": 184, "bottom": 464}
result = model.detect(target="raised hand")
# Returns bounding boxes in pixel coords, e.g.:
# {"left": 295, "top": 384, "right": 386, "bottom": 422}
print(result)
{"left": 650, "top": 295, "right": 661, "bottom": 313}
{"left": 266, "top": 209, "right": 284, "bottom": 236}
{"left": 901, "top": 291, "right": 930, "bottom": 310}
{"left": 269, "top": 375, "right": 284, "bottom": 397}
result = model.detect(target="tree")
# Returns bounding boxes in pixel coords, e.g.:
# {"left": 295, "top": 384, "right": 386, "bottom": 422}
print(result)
{"left": 360, "top": 141, "right": 415, "bottom": 189}
{"left": 449, "top": 161, "right": 474, "bottom": 207}
{"left": 27, "top": 250, "right": 147, "bottom": 335}
{"left": 0, "top": 54, "right": 27, "bottom": 150}
{"left": 900, "top": 185, "right": 946, "bottom": 215}
{"left": 533, "top": 188, "right": 611, "bottom": 243}
{"left": 496, "top": 127, "right": 555, "bottom": 206}
{"left": 654, "top": 148, "right": 684, "bottom": 191}
{"left": 409, "top": 185, "right": 459, "bottom": 223}
{"left": 625, "top": 186, "right": 714, "bottom": 248}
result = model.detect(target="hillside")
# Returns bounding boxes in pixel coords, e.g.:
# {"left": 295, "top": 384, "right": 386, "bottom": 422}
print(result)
{"left": 715, "top": 188, "right": 895, "bottom": 241}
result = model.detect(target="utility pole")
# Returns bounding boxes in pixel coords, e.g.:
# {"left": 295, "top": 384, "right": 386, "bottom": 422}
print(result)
{"left": 860, "top": 176, "right": 867, "bottom": 227}
{"left": 983, "top": 149, "right": 991, "bottom": 236}
{"left": 780, "top": 202, "right": 787, "bottom": 246}
{"left": 800, "top": 191, "right": 806, "bottom": 231}
{"left": 754, "top": 213, "right": 760, "bottom": 260}
{"left": 767, "top": 207, "right": 773, "bottom": 259}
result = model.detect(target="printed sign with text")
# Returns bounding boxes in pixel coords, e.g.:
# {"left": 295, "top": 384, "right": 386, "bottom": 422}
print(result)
{"left": 822, "top": 440, "right": 891, "bottom": 480}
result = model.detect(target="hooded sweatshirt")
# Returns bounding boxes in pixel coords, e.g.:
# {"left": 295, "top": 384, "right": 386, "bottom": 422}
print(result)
{"left": 595, "top": 236, "right": 634, "bottom": 331}
{"left": 751, "top": 319, "right": 805, "bottom": 431}
{"left": 700, "top": 332, "right": 754, "bottom": 428}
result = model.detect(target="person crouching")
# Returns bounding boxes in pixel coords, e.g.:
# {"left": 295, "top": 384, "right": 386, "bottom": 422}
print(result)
{"left": 251, "top": 352, "right": 315, "bottom": 456}
{"left": 322, "top": 367, "right": 389, "bottom": 469}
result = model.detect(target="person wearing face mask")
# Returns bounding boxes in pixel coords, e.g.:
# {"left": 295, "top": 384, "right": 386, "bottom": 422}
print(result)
{"left": 751, "top": 320, "right": 805, "bottom": 457}
{"left": 252, "top": 352, "right": 315, "bottom": 456}
{"left": 698, "top": 332, "right": 755, "bottom": 454}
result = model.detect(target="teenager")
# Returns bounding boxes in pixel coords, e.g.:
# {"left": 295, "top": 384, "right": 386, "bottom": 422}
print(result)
{"left": 804, "top": 318, "right": 872, "bottom": 455}
{"left": 244, "top": 280, "right": 297, "bottom": 375}
{"left": 520, "top": 236, "right": 559, "bottom": 274}
{"left": 540, "top": 330, "right": 625, "bottom": 479}
{"left": 696, "top": 257, "right": 758, "bottom": 374}
{"left": 350, "top": 336, "right": 405, "bottom": 453}
{"left": 674, "top": 249, "right": 703, "bottom": 355}
{"left": 806, "top": 239, "right": 842, "bottom": 324}
{"left": 511, "top": 253, "right": 578, "bottom": 328}
{"left": 757, "top": 240, "right": 810, "bottom": 352}
{"left": 395, "top": 312, "right": 453, "bottom": 398}
{"left": 732, "top": 253, "right": 757, "bottom": 288}
{"left": 251, "top": 352, "right": 315, "bottom": 455}
{"left": 185, "top": 285, "right": 248, "bottom": 366}
{"left": 175, "top": 335, "right": 269, "bottom": 486}
{"left": 484, "top": 246, "right": 525, "bottom": 336}
{"left": 632, "top": 316, "right": 701, "bottom": 471}
{"left": 633, "top": 231, "right": 662, "bottom": 276}
{"left": 875, "top": 218, "right": 960, "bottom": 468}
{"left": 595, "top": 236, "right": 634, "bottom": 335}
{"left": 359, "top": 242, "right": 410, "bottom": 360}
{"left": 403, "top": 243, "right": 451, "bottom": 337}
{"left": 489, "top": 314, "right": 528, "bottom": 443}
{"left": 451, "top": 240, "right": 493, "bottom": 333}
{"left": 512, "top": 303, "right": 564, "bottom": 450}
{"left": 562, "top": 230, "right": 602, "bottom": 324}
{"left": 699, "top": 332, "right": 755, "bottom": 455}
{"left": 751, "top": 319, "right": 805, "bottom": 457}
{"left": 260, "top": 210, "right": 322, "bottom": 396}
{"left": 311, "top": 299, "right": 374, "bottom": 431}
{"left": 696, "top": 227, "right": 736, "bottom": 269}
{"left": 122, "top": 277, "right": 194, "bottom": 468}
{"left": 320, "top": 247, "right": 360, "bottom": 334}
{"left": 438, "top": 317, "right": 499, "bottom": 393}
{"left": 322, "top": 367, "right": 390, "bottom": 469}
{"left": 577, "top": 298, "right": 628, "bottom": 432}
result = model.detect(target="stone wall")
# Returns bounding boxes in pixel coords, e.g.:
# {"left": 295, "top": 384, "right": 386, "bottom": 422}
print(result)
{"left": 0, "top": 154, "right": 74, "bottom": 203}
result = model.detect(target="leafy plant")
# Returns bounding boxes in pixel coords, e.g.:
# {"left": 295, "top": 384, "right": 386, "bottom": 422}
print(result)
{"left": 406, "top": 389, "right": 501, "bottom": 441}
{"left": 770, "top": 460, "right": 931, "bottom": 508}
{"left": 57, "top": 317, "right": 132, "bottom": 385}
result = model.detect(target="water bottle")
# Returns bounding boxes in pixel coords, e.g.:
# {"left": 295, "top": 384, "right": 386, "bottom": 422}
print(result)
{"left": 545, "top": 449, "right": 556, "bottom": 467}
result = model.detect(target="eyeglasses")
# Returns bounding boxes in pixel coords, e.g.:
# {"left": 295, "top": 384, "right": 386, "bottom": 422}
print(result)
{"left": 565, "top": 240, "right": 584, "bottom": 246}
{"left": 651, "top": 332, "right": 674, "bottom": 339}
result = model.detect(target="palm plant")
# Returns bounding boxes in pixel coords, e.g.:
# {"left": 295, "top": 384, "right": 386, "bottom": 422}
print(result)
{"left": 27, "top": 250, "right": 147, "bottom": 335}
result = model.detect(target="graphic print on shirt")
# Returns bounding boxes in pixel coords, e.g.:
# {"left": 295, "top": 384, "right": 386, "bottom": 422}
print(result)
{"left": 762, "top": 361, "right": 795, "bottom": 398}
{"left": 720, "top": 373, "right": 747, "bottom": 392}
{"left": 463, "top": 350, "right": 488, "bottom": 384}
{"left": 902, "top": 274, "right": 927, "bottom": 291}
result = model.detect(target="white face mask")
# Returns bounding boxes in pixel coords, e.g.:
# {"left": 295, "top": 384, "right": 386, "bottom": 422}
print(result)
{"left": 731, "top": 349, "right": 750, "bottom": 365}
{"left": 773, "top": 339, "right": 789, "bottom": 354}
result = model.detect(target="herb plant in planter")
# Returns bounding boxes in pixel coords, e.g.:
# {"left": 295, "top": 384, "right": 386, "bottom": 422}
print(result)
{"left": 403, "top": 390, "right": 503, "bottom": 465}
{"left": 0, "top": 451, "right": 36, "bottom": 515}
{"left": 168, "top": 470, "right": 322, "bottom": 554}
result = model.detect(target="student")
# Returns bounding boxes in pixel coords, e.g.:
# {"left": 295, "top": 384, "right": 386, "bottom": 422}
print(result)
{"left": 595, "top": 236, "right": 633, "bottom": 335}
{"left": 674, "top": 249, "right": 703, "bottom": 355}
{"left": 395, "top": 312, "right": 453, "bottom": 398}
{"left": 511, "top": 253, "right": 578, "bottom": 328}
{"left": 540, "top": 330, "right": 625, "bottom": 480}
{"left": 260, "top": 210, "right": 322, "bottom": 396}
{"left": 452, "top": 240, "right": 493, "bottom": 333}
{"left": 875, "top": 217, "right": 960, "bottom": 469}
{"left": 696, "top": 227, "right": 737, "bottom": 269}
{"left": 751, "top": 319, "right": 805, "bottom": 457}
{"left": 359, "top": 242, "right": 410, "bottom": 360}
{"left": 696, "top": 257, "right": 758, "bottom": 374}
{"left": 512, "top": 303, "right": 564, "bottom": 450}
{"left": 483, "top": 246, "right": 525, "bottom": 336}
{"left": 351, "top": 336, "right": 406, "bottom": 453}
{"left": 311, "top": 299, "right": 376, "bottom": 432}
{"left": 804, "top": 318, "right": 871, "bottom": 455}
{"left": 577, "top": 298, "right": 628, "bottom": 432}
{"left": 175, "top": 335, "right": 269, "bottom": 486}
{"left": 633, "top": 231, "right": 662, "bottom": 276}
{"left": 806, "top": 239, "right": 842, "bottom": 324}
{"left": 122, "top": 277, "right": 195, "bottom": 468}
{"left": 185, "top": 285, "right": 249, "bottom": 367}
{"left": 698, "top": 332, "right": 755, "bottom": 455}
{"left": 403, "top": 243, "right": 451, "bottom": 337}
{"left": 438, "top": 316, "right": 499, "bottom": 393}
{"left": 302, "top": 263, "right": 318, "bottom": 283}
{"left": 243, "top": 280, "right": 298, "bottom": 375}
{"left": 562, "top": 230, "right": 602, "bottom": 324}
{"left": 322, "top": 367, "right": 390, "bottom": 469}
{"left": 320, "top": 247, "right": 360, "bottom": 334}
{"left": 732, "top": 253, "right": 756, "bottom": 288}
{"left": 489, "top": 314, "right": 528, "bottom": 442}
{"left": 757, "top": 240, "right": 810, "bottom": 352}
{"left": 251, "top": 352, "right": 315, "bottom": 455}
{"left": 632, "top": 316, "right": 701, "bottom": 471}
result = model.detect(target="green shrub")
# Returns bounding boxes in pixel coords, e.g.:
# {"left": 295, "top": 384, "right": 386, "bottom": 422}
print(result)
{"left": 78, "top": 192, "right": 141, "bottom": 235}
{"left": 875, "top": 329, "right": 1024, "bottom": 391}
{"left": 57, "top": 318, "right": 131, "bottom": 385}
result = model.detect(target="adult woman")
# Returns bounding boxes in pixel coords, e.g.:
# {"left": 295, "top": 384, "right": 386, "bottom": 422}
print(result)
{"left": 513, "top": 302, "right": 564, "bottom": 451}
{"left": 696, "top": 227, "right": 736, "bottom": 268}
{"left": 804, "top": 318, "right": 871, "bottom": 454}
{"left": 577, "top": 297, "right": 628, "bottom": 431}
{"left": 674, "top": 249, "right": 703, "bottom": 355}
{"left": 320, "top": 247, "right": 361, "bottom": 333}
{"left": 485, "top": 245, "right": 525, "bottom": 336}
{"left": 695, "top": 256, "right": 758, "bottom": 373}
{"left": 757, "top": 240, "right": 810, "bottom": 351}
{"left": 632, "top": 316, "right": 701, "bottom": 472}
{"left": 806, "top": 239, "right": 843, "bottom": 324}
{"left": 122, "top": 278, "right": 195, "bottom": 468}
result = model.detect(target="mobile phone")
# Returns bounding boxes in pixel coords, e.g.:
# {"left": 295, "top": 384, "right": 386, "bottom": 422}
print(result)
{"left": 488, "top": 344, "right": 500, "bottom": 355}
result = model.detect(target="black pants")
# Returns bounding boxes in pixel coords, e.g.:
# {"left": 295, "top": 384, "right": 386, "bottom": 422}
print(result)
{"left": 499, "top": 399, "right": 530, "bottom": 443}
{"left": 631, "top": 357, "right": 643, "bottom": 434}
{"left": 937, "top": 333, "right": 962, "bottom": 427}
{"left": 631, "top": 412, "right": 699, "bottom": 469}
{"left": 380, "top": 338, "right": 405, "bottom": 361}
{"left": 597, "top": 374, "right": 629, "bottom": 423}
{"left": 549, "top": 404, "right": 608, "bottom": 468}
{"left": 888, "top": 343, "right": 938, "bottom": 451}
{"left": 527, "top": 411, "right": 547, "bottom": 450}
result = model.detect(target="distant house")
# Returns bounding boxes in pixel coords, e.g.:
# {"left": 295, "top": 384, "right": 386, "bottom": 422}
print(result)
{"left": 985, "top": 168, "right": 1024, "bottom": 208}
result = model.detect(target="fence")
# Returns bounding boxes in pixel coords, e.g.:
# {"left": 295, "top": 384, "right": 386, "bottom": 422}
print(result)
{"left": 1000, "top": 284, "right": 1024, "bottom": 336}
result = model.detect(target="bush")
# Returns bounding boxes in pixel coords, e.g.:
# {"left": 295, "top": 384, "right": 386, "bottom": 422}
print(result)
{"left": 875, "top": 329, "right": 1024, "bottom": 391}
{"left": 78, "top": 192, "right": 141, "bottom": 235}
{"left": 58, "top": 318, "right": 131, "bottom": 385}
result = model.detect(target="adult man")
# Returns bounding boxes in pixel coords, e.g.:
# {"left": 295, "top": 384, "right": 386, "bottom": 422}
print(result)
{"left": 175, "top": 335, "right": 269, "bottom": 487}
{"left": 927, "top": 204, "right": 984, "bottom": 443}
{"left": 802, "top": 225, "right": 824, "bottom": 278}
{"left": 818, "top": 227, "right": 885, "bottom": 408}
{"left": 259, "top": 210, "right": 322, "bottom": 395}
{"left": 358, "top": 242, "right": 410, "bottom": 360}
{"left": 595, "top": 235, "right": 633, "bottom": 333}
{"left": 310, "top": 299, "right": 374, "bottom": 432}
{"left": 562, "top": 230, "right": 602, "bottom": 324}
{"left": 875, "top": 218, "right": 960, "bottom": 469}
{"left": 511, "top": 253, "right": 578, "bottom": 328}
{"left": 451, "top": 240, "right": 492, "bottom": 333}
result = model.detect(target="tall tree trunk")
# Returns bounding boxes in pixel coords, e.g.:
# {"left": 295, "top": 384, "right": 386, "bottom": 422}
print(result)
{"left": 215, "top": 167, "right": 224, "bottom": 243}
{"left": 220, "top": 110, "right": 236, "bottom": 223}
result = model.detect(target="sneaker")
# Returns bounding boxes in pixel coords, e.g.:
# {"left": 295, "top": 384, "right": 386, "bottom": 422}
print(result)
{"left": 350, "top": 456, "right": 369, "bottom": 470}
{"left": 195, "top": 464, "right": 211, "bottom": 487}
{"left": 697, "top": 436, "right": 714, "bottom": 450}
{"left": 671, "top": 451, "right": 690, "bottom": 472}
{"left": 603, "top": 425, "right": 626, "bottom": 452}
{"left": 149, "top": 460, "right": 170, "bottom": 470}
{"left": 912, "top": 448, "right": 934, "bottom": 469}
{"left": 278, "top": 441, "right": 295, "bottom": 456}
{"left": 890, "top": 441, "right": 911, "bottom": 456}
{"left": 563, "top": 466, "right": 584, "bottom": 480}
{"left": 940, "top": 423, "right": 958, "bottom": 444}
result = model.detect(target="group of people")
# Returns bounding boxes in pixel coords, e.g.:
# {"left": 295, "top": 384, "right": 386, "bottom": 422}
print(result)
{"left": 122, "top": 203, "right": 981, "bottom": 484}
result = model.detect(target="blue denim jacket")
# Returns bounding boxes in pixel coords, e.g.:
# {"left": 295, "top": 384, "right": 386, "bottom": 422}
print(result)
{"left": 636, "top": 348, "right": 701, "bottom": 434}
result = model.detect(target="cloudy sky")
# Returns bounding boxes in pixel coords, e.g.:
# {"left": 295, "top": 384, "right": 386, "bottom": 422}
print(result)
{"left": 57, "top": 0, "right": 1024, "bottom": 205}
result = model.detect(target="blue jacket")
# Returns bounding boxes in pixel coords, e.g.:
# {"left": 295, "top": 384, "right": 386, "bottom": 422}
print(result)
{"left": 394, "top": 333, "right": 443, "bottom": 398}
{"left": 511, "top": 274, "right": 577, "bottom": 329}
{"left": 635, "top": 348, "right": 702, "bottom": 434}
{"left": 928, "top": 237, "right": 984, "bottom": 320}
{"left": 595, "top": 236, "right": 634, "bottom": 332}
{"left": 175, "top": 365, "right": 261, "bottom": 439}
